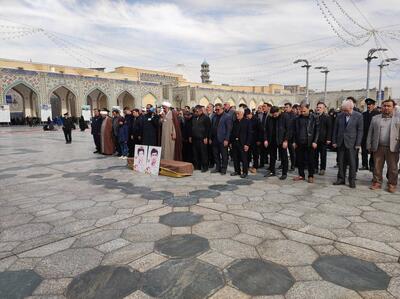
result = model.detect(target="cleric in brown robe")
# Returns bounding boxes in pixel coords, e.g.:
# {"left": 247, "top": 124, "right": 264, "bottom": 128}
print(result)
{"left": 160, "top": 101, "right": 183, "bottom": 161}
{"left": 100, "top": 108, "right": 115, "bottom": 155}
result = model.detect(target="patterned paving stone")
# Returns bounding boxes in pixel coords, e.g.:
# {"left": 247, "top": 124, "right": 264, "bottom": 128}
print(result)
{"left": 0, "top": 269, "right": 43, "bottom": 299}
{"left": 362, "top": 211, "right": 400, "bottom": 226}
{"left": 226, "top": 258, "right": 295, "bottom": 296}
{"left": 208, "top": 184, "right": 238, "bottom": 192}
{"left": 35, "top": 248, "right": 103, "bottom": 278}
{"left": 164, "top": 195, "right": 199, "bottom": 207}
{"left": 159, "top": 212, "right": 203, "bottom": 227}
{"left": 189, "top": 189, "right": 221, "bottom": 199}
{"left": 0, "top": 173, "right": 17, "bottom": 180}
{"left": 123, "top": 223, "right": 171, "bottom": 242}
{"left": 66, "top": 265, "right": 141, "bottom": 299}
{"left": 142, "top": 258, "right": 224, "bottom": 298}
{"left": 193, "top": 221, "right": 239, "bottom": 239}
{"left": 226, "top": 179, "right": 253, "bottom": 186}
{"left": 0, "top": 213, "right": 34, "bottom": 229}
{"left": 350, "top": 223, "right": 400, "bottom": 242}
{"left": 302, "top": 213, "right": 350, "bottom": 229}
{"left": 155, "top": 234, "right": 210, "bottom": 258}
{"left": 141, "top": 191, "right": 174, "bottom": 201}
{"left": 102, "top": 243, "right": 154, "bottom": 265}
{"left": 257, "top": 239, "right": 318, "bottom": 266}
{"left": 209, "top": 239, "right": 259, "bottom": 259}
{"left": 0, "top": 223, "right": 52, "bottom": 242}
{"left": 74, "top": 206, "right": 116, "bottom": 220}
{"left": 26, "top": 173, "right": 54, "bottom": 179}
{"left": 312, "top": 255, "right": 391, "bottom": 291}
{"left": 286, "top": 281, "right": 362, "bottom": 299}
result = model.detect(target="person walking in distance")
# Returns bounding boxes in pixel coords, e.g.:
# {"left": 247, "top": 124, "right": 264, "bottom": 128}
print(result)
{"left": 62, "top": 112, "right": 74, "bottom": 144}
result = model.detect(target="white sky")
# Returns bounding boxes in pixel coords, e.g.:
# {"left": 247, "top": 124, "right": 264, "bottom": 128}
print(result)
{"left": 0, "top": 0, "right": 399, "bottom": 96}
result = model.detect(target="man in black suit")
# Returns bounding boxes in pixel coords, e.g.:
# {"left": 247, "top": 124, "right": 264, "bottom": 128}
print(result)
{"left": 62, "top": 112, "right": 74, "bottom": 144}
{"left": 292, "top": 102, "right": 319, "bottom": 183}
{"left": 360, "top": 98, "right": 380, "bottom": 171}
{"left": 91, "top": 109, "right": 103, "bottom": 153}
{"left": 258, "top": 103, "right": 271, "bottom": 167}
{"left": 230, "top": 108, "right": 252, "bottom": 178}
{"left": 191, "top": 105, "right": 211, "bottom": 172}
{"left": 332, "top": 99, "right": 364, "bottom": 188}
{"left": 314, "top": 102, "right": 332, "bottom": 176}
{"left": 284, "top": 102, "right": 297, "bottom": 171}
{"left": 264, "top": 106, "right": 291, "bottom": 180}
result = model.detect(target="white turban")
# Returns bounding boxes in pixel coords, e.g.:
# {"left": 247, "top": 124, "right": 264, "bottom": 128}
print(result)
{"left": 162, "top": 101, "right": 171, "bottom": 108}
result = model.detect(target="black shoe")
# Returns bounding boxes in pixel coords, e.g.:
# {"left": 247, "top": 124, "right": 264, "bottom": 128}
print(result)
{"left": 240, "top": 173, "right": 248, "bottom": 178}
{"left": 264, "top": 171, "right": 276, "bottom": 177}
{"left": 359, "top": 166, "right": 369, "bottom": 171}
{"left": 220, "top": 171, "right": 226, "bottom": 175}
{"left": 201, "top": 168, "right": 208, "bottom": 173}
{"left": 210, "top": 169, "right": 220, "bottom": 174}
{"left": 230, "top": 172, "right": 239, "bottom": 176}
{"left": 93, "top": 150, "right": 99, "bottom": 154}
{"left": 279, "top": 175, "right": 287, "bottom": 180}
{"left": 333, "top": 180, "right": 345, "bottom": 185}
{"left": 349, "top": 181, "right": 356, "bottom": 188}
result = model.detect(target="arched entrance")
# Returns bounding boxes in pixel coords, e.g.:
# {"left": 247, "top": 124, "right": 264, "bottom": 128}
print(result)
{"left": 249, "top": 99, "right": 257, "bottom": 110}
{"left": 199, "top": 96, "right": 209, "bottom": 107}
{"left": 117, "top": 91, "right": 135, "bottom": 109}
{"left": 87, "top": 89, "right": 108, "bottom": 114}
{"left": 5, "top": 82, "right": 39, "bottom": 120}
{"left": 142, "top": 93, "right": 157, "bottom": 107}
{"left": 214, "top": 97, "right": 223, "bottom": 105}
{"left": 50, "top": 86, "right": 77, "bottom": 118}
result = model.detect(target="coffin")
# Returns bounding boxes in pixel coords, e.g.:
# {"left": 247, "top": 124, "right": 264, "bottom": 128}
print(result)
{"left": 159, "top": 159, "right": 193, "bottom": 177}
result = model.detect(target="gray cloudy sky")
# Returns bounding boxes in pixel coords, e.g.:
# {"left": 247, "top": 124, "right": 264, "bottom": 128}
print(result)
{"left": 0, "top": 0, "right": 399, "bottom": 96}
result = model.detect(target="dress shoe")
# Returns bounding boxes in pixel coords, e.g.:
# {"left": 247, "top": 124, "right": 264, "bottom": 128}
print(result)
{"left": 240, "top": 173, "right": 248, "bottom": 178}
{"left": 359, "top": 166, "right": 369, "bottom": 171}
{"left": 333, "top": 180, "right": 345, "bottom": 185}
{"left": 308, "top": 177, "right": 314, "bottom": 183}
{"left": 93, "top": 150, "right": 99, "bottom": 154}
{"left": 230, "top": 172, "right": 239, "bottom": 176}
{"left": 349, "top": 181, "right": 356, "bottom": 188}
{"left": 369, "top": 182, "right": 381, "bottom": 190}
{"left": 210, "top": 169, "right": 220, "bottom": 174}
{"left": 388, "top": 184, "right": 397, "bottom": 193}
{"left": 264, "top": 172, "right": 276, "bottom": 178}
{"left": 293, "top": 176, "right": 305, "bottom": 181}
{"left": 220, "top": 171, "right": 226, "bottom": 175}
{"left": 319, "top": 170, "right": 325, "bottom": 176}
{"left": 279, "top": 175, "right": 287, "bottom": 180}
{"left": 201, "top": 168, "right": 209, "bottom": 173}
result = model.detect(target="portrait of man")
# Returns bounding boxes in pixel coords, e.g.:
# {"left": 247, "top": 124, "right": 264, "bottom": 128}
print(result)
{"left": 134, "top": 145, "right": 148, "bottom": 173}
{"left": 146, "top": 146, "right": 161, "bottom": 175}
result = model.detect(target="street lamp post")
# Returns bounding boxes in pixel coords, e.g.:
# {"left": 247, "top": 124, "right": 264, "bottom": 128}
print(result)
{"left": 365, "top": 48, "right": 387, "bottom": 99}
{"left": 294, "top": 59, "right": 311, "bottom": 103}
{"left": 315, "top": 66, "right": 330, "bottom": 103}
{"left": 377, "top": 57, "right": 398, "bottom": 106}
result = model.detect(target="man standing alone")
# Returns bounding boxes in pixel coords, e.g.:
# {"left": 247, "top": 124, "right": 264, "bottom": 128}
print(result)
{"left": 367, "top": 99, "right": 400, "bottom": 193}
{"left": 62, "top": 112, "right": 74, "bottom": 144}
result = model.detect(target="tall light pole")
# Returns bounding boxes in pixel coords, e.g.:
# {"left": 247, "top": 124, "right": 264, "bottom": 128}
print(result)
{"left": 377, "top": 57, "right": 398, "bottom": 106}
{"left": 315, "top": 66, "right": 330, "bottom": 103}
{"left": 365, "top": 48, "right": 387, "bottom": 99}
{"left": 294, "top": 59, "right": 311, "bottom": 103}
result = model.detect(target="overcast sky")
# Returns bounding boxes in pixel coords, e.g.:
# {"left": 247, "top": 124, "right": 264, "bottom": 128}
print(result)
{"left": 0, "top": 0, "right": 399, "bottom": 96}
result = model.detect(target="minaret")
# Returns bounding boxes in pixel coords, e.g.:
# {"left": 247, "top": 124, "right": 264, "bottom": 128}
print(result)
{"left": 201, "top": 60, "right": 212, "bottom": 84}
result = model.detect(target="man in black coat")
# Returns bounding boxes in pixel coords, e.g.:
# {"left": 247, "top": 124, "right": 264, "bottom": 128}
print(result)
{"left": 62, "top": 112, "right": 74, "bottom": 144}
{"left": 181, "top": 110, "right": 193, "bottom": 164}
{"left": 360, "top": 98, "right": 380, "bottom": 171}
{"left": 91, "top": 109, "right": 103, "bottom": 153}
{"left": 332, "top": 99, "right": 364, "bottom": 188}
{"left": 292, "top": 103, "right": 319, "bottom": 183}
{"left": 129, "top": 109, "right": 143, "bottom": 156}
{"left": 191, "top": 105, "right": 211, "bottom": 172}
{"left": 230, "top": 108, "right": 252, "bottom": 178}
{"left": 246, "top": 109, "right": 261, "bottom": 171}
{"left": 284, "top": 102, "right": 297, "bottom": 171}
{"left": 141, "top": 105, "right": 159, "bottom": 146}
{"left": 314, "top": 102, "right": 332, "bottom": 176}
{"left": 264, "top": 106, "right": 291, "bottom": 180}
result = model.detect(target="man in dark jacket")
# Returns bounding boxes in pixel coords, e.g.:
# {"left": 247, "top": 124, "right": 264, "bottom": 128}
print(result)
{"left": 246, "top": 109, "right": 261, "bottom": 171}
{"left": 62, "top": 112, "right": 74, "bottom": 144}
{"left": 292, "top": 102, "right": 319, "bottom": 183}
{"left": 264, "top": 106, "right": 291, "bottom": 180}
{"left": 191, "top": 105, "right": 211, "bottom": 172}
{"left": 129, "top": 109, "right": 143, "bottom": 156}
{"left": 314, "top": 102, "right": 332, "bottom": 175}
{"left": 181, "top": 111, "right": 193, "bottom": 164}
{"left": 91, "top": 109, "right": 103, "bottom": 153}
{"left": 112, "top": 109, "right": 121, "bottom": 156}
{"left": 284, "top": 102, "right": 297, "bottom": 171}
{"left": 230, "top": 108, "right": 252, "bottom": 178}
{"left": 332, "top": 99, "right": 363, "bottom": 188}
{"left": 141, "top": 105, "right": 159, "bottom": 146}
{"left": 258, "top": 103, "right": 271, "bottom": 167}
{"left": 360, "top": 98, "right": 380, "bottom": 171}
{"left": 210, "top": 103, "right": 232, "bottom": 175}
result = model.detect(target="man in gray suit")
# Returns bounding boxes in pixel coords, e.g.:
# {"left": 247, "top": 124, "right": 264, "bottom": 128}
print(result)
{"left": 332, "top": 99, "right": 363, "bottom": 188}
{"left": 367, "top": 99, "right": 400, "bottom": 193}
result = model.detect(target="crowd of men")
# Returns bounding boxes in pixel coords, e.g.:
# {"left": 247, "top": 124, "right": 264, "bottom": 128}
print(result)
{"left": 89, "top": 96, "right": 400, "bottom": 193}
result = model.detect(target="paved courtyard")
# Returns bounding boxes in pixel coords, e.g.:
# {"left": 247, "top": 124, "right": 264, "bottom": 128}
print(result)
{"left": 1, "top": 126, "right": 400, "bottom": 299}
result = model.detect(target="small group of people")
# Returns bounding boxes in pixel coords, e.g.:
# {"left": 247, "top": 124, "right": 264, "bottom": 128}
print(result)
{"left": 85, "top": 97, "right": 399, "bottom": 193}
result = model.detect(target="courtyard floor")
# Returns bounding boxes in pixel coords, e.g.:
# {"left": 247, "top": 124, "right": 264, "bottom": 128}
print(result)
{"left": 0, "top": 126, "right": 400, "bottom": 299}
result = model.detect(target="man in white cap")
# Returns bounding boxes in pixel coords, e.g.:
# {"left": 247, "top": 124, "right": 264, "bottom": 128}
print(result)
{"left": 160, "top": 101, "right": 182, "bottom": 161}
